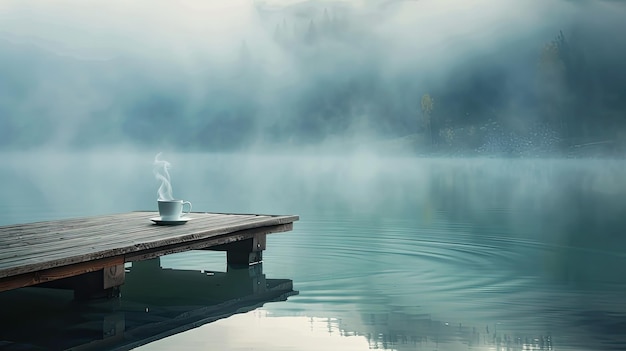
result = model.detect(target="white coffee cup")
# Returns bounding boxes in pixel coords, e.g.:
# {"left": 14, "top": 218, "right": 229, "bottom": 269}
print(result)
{"left": 158, "top": 199, "right": 192, "bottom": 221}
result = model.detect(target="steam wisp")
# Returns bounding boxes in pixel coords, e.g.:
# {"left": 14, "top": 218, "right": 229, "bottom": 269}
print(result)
{"left": 153, "top": 153, "right": 174, "bottom": 201}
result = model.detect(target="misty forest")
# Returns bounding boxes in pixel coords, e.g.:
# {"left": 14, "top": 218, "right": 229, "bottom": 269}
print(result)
{"left": 1, "top": 0, "right": 625, "bottom": 156}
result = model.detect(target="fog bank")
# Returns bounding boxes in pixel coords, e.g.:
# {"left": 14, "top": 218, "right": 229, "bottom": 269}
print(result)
{"left": 1, "top": 0, "right": 625, "bottom": 155}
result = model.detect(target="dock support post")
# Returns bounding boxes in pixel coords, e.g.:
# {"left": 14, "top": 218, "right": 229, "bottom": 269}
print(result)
{"left": 73, "top": 263, "right": 125, "bottom": 300}
{"left": 227, "top": 233, "right": 266, "bottom": 267}
{"left": 208, "top": 233, "right": 267, "bottom": 267}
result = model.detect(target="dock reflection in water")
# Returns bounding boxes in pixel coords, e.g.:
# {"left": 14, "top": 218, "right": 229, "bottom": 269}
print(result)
{"left": 0, "top": 258, "right": 297, "bottom": 351}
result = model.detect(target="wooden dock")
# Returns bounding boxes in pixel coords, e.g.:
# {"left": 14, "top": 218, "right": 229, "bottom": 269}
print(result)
{"left": 0, "top": 211, "right": 298, "bottom": 299}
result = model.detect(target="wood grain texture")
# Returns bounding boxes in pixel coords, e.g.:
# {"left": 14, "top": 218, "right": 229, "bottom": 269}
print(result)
{"left": 0, "top": 256, "right": 124, "bottom": 292}
{"left": 0, "top": 212, "right": 298, "bottom": 282}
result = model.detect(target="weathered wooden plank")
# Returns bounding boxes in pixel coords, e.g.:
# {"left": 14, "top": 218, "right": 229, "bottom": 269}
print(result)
{"left": 0, "top": 214, "right": 264, "bottom": 258}
{"left": 0, "top": 213, "right": 271, "bottom": 256}
{"left": 1, "top": 212, "right": 252, "bottom": 244}
{"left": 1, "top": 212, "right": 139, "bottom": 237}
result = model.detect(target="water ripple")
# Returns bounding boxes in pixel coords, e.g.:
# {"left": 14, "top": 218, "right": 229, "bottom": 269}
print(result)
{"left": 266, "top": 213, "right": 626, "bottom": 336}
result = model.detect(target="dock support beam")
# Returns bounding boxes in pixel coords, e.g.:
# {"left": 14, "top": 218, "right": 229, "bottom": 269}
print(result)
{"left": 5, "top": 258, "right": 127, "bottom": 301}
{"left": 208, "top": 233, "right": 267, "bottom": 267}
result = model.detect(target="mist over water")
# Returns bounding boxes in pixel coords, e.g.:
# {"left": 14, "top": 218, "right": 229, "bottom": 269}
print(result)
{"left": 1, "top": 0, "right": 625, "bottom": 154}
{"left": 1, "top": 152, "right": 626, "bottom": 350}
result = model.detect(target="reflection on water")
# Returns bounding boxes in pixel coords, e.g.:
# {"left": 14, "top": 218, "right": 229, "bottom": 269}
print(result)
{"left": 1, "top": 153, "right": 626, "bottom": 350}
{"left": 138, "top": 312, "right": 381, "bottom": 351}
{"left": 142, "top": 310, "right": 557, "bottom": 351}
{"left": 0, "top": 258, "right": 296, "bottom": 350}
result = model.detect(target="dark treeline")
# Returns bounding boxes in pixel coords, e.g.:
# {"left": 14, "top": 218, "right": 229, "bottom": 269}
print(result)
{"left": 1, "top": 1, "right": 625, "bottom": 156}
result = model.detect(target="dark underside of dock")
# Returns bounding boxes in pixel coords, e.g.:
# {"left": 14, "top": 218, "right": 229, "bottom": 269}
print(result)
{"left": 0, "top": 211, "right": 298, "bottom": 299}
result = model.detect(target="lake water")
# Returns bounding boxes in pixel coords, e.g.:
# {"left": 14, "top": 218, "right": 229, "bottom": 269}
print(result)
{"left": 1, "top": 152, "right": 626, "bottom": 350}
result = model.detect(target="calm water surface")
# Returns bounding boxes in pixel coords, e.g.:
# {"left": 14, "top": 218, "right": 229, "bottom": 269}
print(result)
{"left": 1, "top": 152, "right": 625, "bottom": 350}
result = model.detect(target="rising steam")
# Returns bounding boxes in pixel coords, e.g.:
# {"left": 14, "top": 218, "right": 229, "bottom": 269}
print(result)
{"left": 153, "top": 152, "right": 174, "bottom": 201}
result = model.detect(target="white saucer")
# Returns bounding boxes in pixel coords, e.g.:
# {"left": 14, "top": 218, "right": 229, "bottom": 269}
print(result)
{"left": 150, "top": 216, "right": 192, "bottom": 226}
